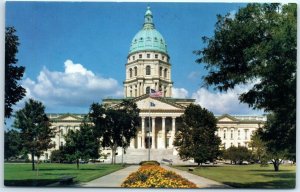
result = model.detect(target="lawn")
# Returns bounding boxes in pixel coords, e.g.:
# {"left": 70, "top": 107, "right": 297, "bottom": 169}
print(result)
{"left": 4, "top": 163, "right": 125, "bottom": 186}
{"left": 173, "top": 164, "right": 296, "bottom": 189}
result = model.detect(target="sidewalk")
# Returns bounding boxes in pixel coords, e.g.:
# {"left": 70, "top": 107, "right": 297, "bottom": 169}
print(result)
{"left": 161, "top": 165, "right": 232, "bottom": 188}
{"left": 78, "top": 165, "right": 139, "bottom": 187}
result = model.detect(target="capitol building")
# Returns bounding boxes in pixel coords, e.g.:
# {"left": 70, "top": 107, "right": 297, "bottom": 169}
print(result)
{"left": 43, "top": 7, "right": 266, "bottom": 163}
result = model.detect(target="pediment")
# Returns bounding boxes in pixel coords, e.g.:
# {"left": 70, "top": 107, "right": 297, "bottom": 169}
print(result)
{"left": 217, "top": 114, "right": 239, "bottom": 122}
{"left": 135, "top": 96, "right": 184, "bottom": 111}
{"left": 51, "top": 114, "right": 83, "bottom": 121}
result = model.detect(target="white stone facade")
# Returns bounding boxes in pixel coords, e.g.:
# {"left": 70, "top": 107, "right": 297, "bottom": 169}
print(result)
{"left": 124, "top": 51, "right": 173, "bottom": 98}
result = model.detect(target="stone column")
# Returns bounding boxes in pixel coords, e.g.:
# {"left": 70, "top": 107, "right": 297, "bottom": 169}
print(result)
{"left": 141, "top": 117, "right": 145, "bottom": 148}
{"left": 161, "top": 117, "right": 166, "bottom": 149}
{"left": 152, "top": 117, "right": 156, "bottom": 149}
{"left": 170, "top": 117, "right": 176, "bottom": 148}
{"left": 130, "top": 137, "right": 135, "bottom": 148}
{"left": 137, "top": 82, "right": 140, "bottom": 97}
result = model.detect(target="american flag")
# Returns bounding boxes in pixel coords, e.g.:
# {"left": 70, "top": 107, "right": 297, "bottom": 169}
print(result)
{"left": 149, "top": 89, "right": 162, "bottom": 97}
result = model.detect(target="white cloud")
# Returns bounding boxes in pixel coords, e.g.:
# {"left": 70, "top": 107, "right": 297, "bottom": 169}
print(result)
{"left": 187, "top": 71, "right": 201, "bottom": 80}
{"left": 172, "top": 87, "right": 189, "bottom": 98}
{"left": 19, "top": 60, "right": 123, "bottom": 111}
{"left": 192, "top": 83, "right": 263, "bottom": 115}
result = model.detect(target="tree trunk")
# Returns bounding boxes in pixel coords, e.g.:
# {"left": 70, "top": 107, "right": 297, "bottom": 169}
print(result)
{"left": 273, "top": 160, "right": 280, "bottom": 171}
{"left": 111, "top": 148, "right": 115, "bottom": 164}
{"left": 76, "top": 159, "right": 79, "bottom": 170}
{"left": 31, "top": 152, "right": 35, "bottom": 171}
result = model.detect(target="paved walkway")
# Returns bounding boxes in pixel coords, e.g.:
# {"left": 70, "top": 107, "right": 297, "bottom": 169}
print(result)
{"left": 78, "top": 165, "right": 139, "bottom": 187}
{"left": 74, "top": 165, "right": 231, "bottom": 188}
{"left": 161, "top": 165, "right": 231, "bottom": 189}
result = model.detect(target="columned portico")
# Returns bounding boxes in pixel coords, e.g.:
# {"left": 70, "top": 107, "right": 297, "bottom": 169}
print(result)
{"left": 130, "top": 113, "right": 181, "bottom": 149}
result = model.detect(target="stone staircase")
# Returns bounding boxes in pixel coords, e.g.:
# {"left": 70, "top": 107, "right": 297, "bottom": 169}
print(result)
{"left": 111, "top": 148, "right": 196, "bottom": 165}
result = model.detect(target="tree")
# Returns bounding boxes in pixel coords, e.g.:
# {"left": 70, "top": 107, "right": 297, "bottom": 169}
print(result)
{"left": 13, "top": 99, "right": 54, "bottom": 170}
{"left": 89, "top": 100, "right": 140, "bottom": 164}
{"left": 5, "top": 27, "right": 26, "bottom": 118}
{"left": 249, "top": 130, "right": 267, "bottom": 163}
{"left": 174, "top": 104, "right": 221, "bottom": 166}
{"left": 63, "top": 120, "right": 100, "bottom": 169}
{"left": 259, "top": 113, "right": 289, "bottom": 171}
{"left": 4, "top": 129, "right": 22, "bottom": 161}
{"left": 50, "top": 149, "right": 65, "bottom": 163}
{"left": 223, "top": 146, "right": 251, "bottom": 165}
{"left": 195, "top": 3, "right": 296, "bottom": 171}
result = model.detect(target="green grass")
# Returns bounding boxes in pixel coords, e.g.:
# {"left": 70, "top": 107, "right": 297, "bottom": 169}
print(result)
{"left": 174, "top": 164, "right": 296, "bottom": 189}
{"left": 4, "top": 163, "right": 125, "bottom": 186}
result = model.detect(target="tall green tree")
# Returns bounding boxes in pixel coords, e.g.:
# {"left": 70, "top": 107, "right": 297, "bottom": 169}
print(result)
{"left": 13, "top": 99, "right": 54, "bottom": 170}
{"left": 63, "top": 120, "right": 100, "bottom": 169}
{"left": 249, "top": 130, "right": 267, "bottom": 163}
{"left": 195, "top": 3, "right": 296, "bottom": 171}
{"left": 174, "top": 104, "right": 221, "bottom": 166}
{"left": 4, "top": 129, "right": 22, "bottom": 161}
{"left": 5, "top": 27, "right": 26, "bottom": 118}
{"left": 89, "top": 100, "right": 140, "bottom": 164}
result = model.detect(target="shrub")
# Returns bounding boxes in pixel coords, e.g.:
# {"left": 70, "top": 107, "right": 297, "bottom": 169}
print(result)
{"left": 122, "top": 165, "right": 197, "bottom": 188}
{"left": 139, "top": 161, "right": 160, "bottom": 166}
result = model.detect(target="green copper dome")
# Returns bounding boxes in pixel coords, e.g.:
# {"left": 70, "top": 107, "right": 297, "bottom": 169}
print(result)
{"left": 129, "top": 7, "right": 168, "bottom": 55}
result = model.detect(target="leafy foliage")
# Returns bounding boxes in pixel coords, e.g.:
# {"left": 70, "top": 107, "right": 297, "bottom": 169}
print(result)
{"left": 174, "top": 104, "right": 221, "bottom": 165}
{"left": 63, "top": 120, "right": 100, "bottom": 169}
{"left": 195, "top": 3, "right": 296, "bottom": 170}
{"left": 88, "top": 99, "right": 140, "bottom": 164}
{"left": 249, "top": 130, "right": 267, "bottom": 163}
{"left": 13, "top": 99, "right": 54, "bottom": 170}
{"left": 4, "top": 129, "right": 22, "bottom": 160}
{"left": 5, "top": 27, "right": 26, "bottom": 118}
{"left": 223, "top": 146, "right": 252, "bottom": 164}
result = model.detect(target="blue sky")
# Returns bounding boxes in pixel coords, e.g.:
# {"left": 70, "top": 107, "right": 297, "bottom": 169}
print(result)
{"left": 5, "top": 2, "right": 264, "bottom": 127}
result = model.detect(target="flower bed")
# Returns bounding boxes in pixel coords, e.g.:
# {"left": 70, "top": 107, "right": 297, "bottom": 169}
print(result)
{"left": 121, "top": 165, "right": 197, "bottom": 188}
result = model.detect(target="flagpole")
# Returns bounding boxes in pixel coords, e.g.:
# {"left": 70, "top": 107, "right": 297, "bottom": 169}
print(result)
{"left": 148, "top": 101, "right": 151, "bottom": 161}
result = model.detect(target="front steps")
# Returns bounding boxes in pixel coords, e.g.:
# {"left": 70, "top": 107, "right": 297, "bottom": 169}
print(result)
{"left": 109, "top": 148, "right": 196, "bottom": 165}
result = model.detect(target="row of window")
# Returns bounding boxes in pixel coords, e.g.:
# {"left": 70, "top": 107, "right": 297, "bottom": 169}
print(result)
{"left": 128, "top": 66, "right": 168, "bottom": 78}
{"left": 222, "top": 129, "right": 249, "bottom": 140}
{"left": 133, "top": 37, "right": 164, "bottom": 43}
{"left": 129, "top": 53, "right": 166, "bottom": 61}
{"left": 128, "top": 85, "right": 167, "bottom": 97}
{"left": 224, "top": 142, "right": 248, "bottom": 149}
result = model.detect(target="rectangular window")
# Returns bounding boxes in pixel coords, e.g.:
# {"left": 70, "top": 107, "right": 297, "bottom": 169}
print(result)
{"left": 147, "top": 54, "right": 150, "bottom": 58}
{"left": 223, "top": 130, "right": 226, "bottom": 139}
{"left": 245, "top": 130, "right": 248, "bottom": 140}
{"left": 162, "top": 56, "right": 165, "bottom": 60}
{"left": 155, "top": 54, "right": 158, "bottom": 59}
{"left": 139, "top": 54, "right": 142, "bottom": 59}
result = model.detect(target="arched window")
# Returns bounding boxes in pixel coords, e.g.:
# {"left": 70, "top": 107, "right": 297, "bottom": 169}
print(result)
{"left": 223, "top": 130, "right": 226, "bottom": 139}
{"left": 164, "top": 69, "right": 167, "bottom": 78}
{"left": 146, "top": 66, "right": 151, "bottom": 75}
{"left": 134, "top": 67, "right": 137, "bottom": 76}
{"left": 231, "top": 130, "right": 233, "bottom": 139}
{"left": 159, "top": 67, "right": 162, "bottom": 76}
{"left": 129, "top": 68, "right": 132, "bottom": 78}
{"left": 146, "top": 87, "right": 150, "bottom": 94}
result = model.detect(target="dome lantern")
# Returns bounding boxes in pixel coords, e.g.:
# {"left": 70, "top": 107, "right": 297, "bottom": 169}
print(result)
{"left": 129, "top": 7, "right": 168, "bottom": 55}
